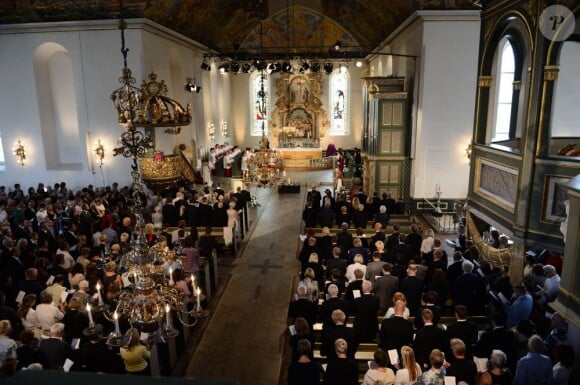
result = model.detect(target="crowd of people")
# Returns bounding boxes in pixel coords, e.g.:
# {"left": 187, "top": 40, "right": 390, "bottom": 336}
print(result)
{"left": 0, "top": 180, "right": 246, "bottom": 377}
{"left": 288, "top": 186, "right": 572, "bottom": 385}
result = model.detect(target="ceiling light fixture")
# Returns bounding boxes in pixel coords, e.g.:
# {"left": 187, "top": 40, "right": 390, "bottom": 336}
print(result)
{"left": 201, "top": 60, "right": 211, "bottom": 71}
{"left": 282, "top": 62, "right": 292, "bottom": 73}
{"left": 230, "top": 61, "right": 240, "bottom": 74}
{"left": 299, "top": 61, "right": 310, "bottom": 73}
{"left": 185, "top": 77, "right": 202, "bottom": 93}
{"left": 311, "top": 62, "right": 321, "bottom": 73}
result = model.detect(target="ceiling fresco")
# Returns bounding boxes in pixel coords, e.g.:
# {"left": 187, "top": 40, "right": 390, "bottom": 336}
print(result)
{"left": 0, "top": 1, "right": 478, "bottom": 54}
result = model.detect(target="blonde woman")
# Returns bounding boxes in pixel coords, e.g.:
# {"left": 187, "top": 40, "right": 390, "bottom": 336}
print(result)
{"left": 120, "top": 328, "right": 151, "bottom": 375}
{"left": 395, "top": 346, "right": 422, "bottom": 385}
{"left": 420, "top": 229, "right": 435, "bottom": 256}
{"left": 385, "top": 292, "right": 410, "bottom": 319}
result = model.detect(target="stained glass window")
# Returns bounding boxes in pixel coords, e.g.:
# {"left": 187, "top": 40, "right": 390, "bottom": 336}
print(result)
{"left": 251, "top": 72, "right": 270, "bottom": 136}
{"left": 329, "top": 68, "right": 349, "bottom": 135}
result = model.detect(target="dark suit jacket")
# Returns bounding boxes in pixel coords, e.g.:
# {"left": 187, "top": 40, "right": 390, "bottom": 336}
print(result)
{"left": 385, "top": 232, "right": 400, "bottom": 252}
{"left": 390, "top": 243, "right": 412, "bottom": 265}
{"left": 308, "top": 190, "right": 322, "bottom": 211}
{"left": 345, "top": 280, "right": 363, "bottom": 303}
{"left": 446, "top": 320, "right": 478, "bottom": 358}
{"left": 475, "top": 327, "right": 516, "bottom": 368}
{"left": 321, "top": 324, "right": 359, "bottom": 360}
{"left": 373, "top": 274, "right": 399, "bottom": 312}
{"left": 378, "top": 315, "right": 414, "bottom": 353}
{"left": 446, "top": 261, "right": 464, "bottom": 287}
{"left": 405, "top": 232, "right": 422, "bottom": 259}
{"left": 288, "top": 298, "right": 318, "bottom": 327}
{"left": 320, "top": 297, "right": 350, "bottom": 330}
{"left": 39, "top": 337, "right": 71, "bottom": 370}
{"left": 336, "top": 232, "right": 353, "bottom": 256}
{"left": 352, "top": 294, "right": 380, "bottom": 342}
{"left": 399, "top": 276, "right": 424, "bottom": 316}
{"left": 413, "top": 324, "right": 448, "bottom": 369}
{"left": 325, "top": 258, "right": 347, "bottom": 281}
{"left": 453, "top": 273, "right": 487, "bottom": 313}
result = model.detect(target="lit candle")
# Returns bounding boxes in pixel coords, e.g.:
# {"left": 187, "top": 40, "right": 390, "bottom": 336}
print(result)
{"left": 86, "top": 304, "right": 94, "bottom": 326}
{"left": 191, "top": 274, "right": 196, "bottom": 292}
{"left": 165, "top": 304, "right": 172, "bottom": 328}
{"left": 169, "top": 267, "right": 173, "bottom": 282}
{"left": 96, "top": 283, "right": 103, "bottom": 306}
{"left": 196, "top": 287, "right": 201, "bottom": 310}
{"left": 133, "top": 272, "right": 138, "bottom": 284}
{"left": 113, "top": 311, "right": 120, "bottom": 335}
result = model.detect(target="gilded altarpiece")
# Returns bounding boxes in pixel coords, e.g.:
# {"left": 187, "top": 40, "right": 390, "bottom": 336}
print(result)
{"left": 270, "top": 74, "right": 330, "bottom": 148}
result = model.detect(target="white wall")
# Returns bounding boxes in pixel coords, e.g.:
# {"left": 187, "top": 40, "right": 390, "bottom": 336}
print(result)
{"left": 551, "top": 41, "right": 580, "bottom": 137}
{"left": 0, "top": 19, "right": 212, "bottom": 191}
{"left": 369, "top": 11, "right": 480, "bottom": 200}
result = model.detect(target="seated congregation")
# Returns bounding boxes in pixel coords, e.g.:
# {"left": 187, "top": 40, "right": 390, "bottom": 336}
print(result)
{"left": 287, "top": 192, "right": 571, "bottom": 385}
{"left": 0, "top": 180, "right": 245, "bottom": 377}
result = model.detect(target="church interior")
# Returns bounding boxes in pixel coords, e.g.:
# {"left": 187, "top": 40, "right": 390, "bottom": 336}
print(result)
{"left": 0, "top": 0, "right": 579, "bottom": 384}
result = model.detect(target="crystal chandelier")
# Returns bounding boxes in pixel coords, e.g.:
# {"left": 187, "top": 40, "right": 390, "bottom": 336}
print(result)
{"left": 86, "top": 192, "right": 208, "bottom": 345}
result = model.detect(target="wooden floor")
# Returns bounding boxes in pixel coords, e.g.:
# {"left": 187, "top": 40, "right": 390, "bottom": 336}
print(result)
{"left": 184, "top": 171, "right": 331, "bottom": 385}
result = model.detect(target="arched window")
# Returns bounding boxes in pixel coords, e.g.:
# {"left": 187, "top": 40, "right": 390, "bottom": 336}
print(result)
{"left": 492, "top": 38, "right": 515, "bottom": 142}
{"left": 250, "top": 72, "right": 270, "bottom": 136}
{"left": 329, "top": 68, "right": 349, "bottom": 135}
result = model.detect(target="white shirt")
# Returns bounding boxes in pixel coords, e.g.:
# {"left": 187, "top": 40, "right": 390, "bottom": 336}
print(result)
{"left": 35, "top": 303, "right": 64, "bottom": 332}
{"left": 420, "top": 236, "right": 434, "bottom": 254}
{"left": 346, "top": 262, "right": 367, "bottom": 283}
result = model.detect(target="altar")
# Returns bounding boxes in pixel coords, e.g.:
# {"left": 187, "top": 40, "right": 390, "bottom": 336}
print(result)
{"left": 277, "top": 147, "right": 322, "bottom": 160}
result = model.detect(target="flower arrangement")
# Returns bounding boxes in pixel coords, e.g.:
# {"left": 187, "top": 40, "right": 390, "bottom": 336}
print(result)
{"left": 248, "top": 192, "right": 260, "bottom": 207}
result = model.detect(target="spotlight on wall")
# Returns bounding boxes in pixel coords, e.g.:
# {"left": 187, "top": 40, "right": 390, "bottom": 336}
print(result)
{"left": 218, "top": 62, "right": 230, "bottom": 75}
{"left": 324, "top": 62, "right": 334, "bottom": 74}
{"left": 311, "top": 62, "right": 321, "bottom": 73}
{"left": 185, "top": 77, "right": 202, "bottom": 93}
{"left": 230, "top": 61, "right": 241, "bottom": 74}
{"left": 356, "top": 60, "right": 363, "bottom": 68}
{"left": 241, "top": 62, "right": 252, "bottom": 73}
{"left": 201, "top": 60, "right": 211, "bottom": 71}
{"left": 95, "top": 139, "right": 105, "bottom": 167}
{"left": 13, "top": 140, "right": 26, "bottom": 166}
{"left": 282, "top": 62, "right": 292, "bottom": 73}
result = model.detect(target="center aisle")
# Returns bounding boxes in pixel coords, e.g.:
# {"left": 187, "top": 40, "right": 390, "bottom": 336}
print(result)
{"left": 185, "top": 186, "right": 305, "bottom": 385}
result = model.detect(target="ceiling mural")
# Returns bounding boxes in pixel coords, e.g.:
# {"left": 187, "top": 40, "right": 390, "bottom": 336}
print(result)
{"left": 0, "top": 0, "right": 478, "bottom": 53}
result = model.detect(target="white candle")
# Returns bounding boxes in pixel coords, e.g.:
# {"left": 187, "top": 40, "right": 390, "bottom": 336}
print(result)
{"left": 86, "top": 304, "right": 94, "bottom": 326}
{"left": 196, "top": 287, "right": 201, "bottom": 310}
{"left": 113, "top": 311, "right": 120, "bottom": 334}
{"left": 169, "top": 267, "right": 173, "bottom": 282}
{"left": 133, "top": 272, "right": 138, "bottom": 284}
{"left": 191, "top": 274, "right": 196, "bottom": 292}
{"left": 96, "top": 283, "right": 103, "bottom": 306}
{"left": 165, "top": 304, "right": 172, "bottom": 328}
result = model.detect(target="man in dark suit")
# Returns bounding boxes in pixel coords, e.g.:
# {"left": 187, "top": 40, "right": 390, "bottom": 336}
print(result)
{"left": 352, "top": 281, "right": 380, "bottom": 342}
{"left": 320, "top": 284, "right": 350, "bottom": 331}
{"left": 414, "top": 291, "right": 442, "bottom": 329}
{"left": 390, "top": 233, "right": 412, "bottom": 266}
{"left": 318, "top": 202, "right": 336, "bottom": 228}
{"left": 446, "top": 305, "right": 478, "bottom": 359}
{"left": 385, "top": 223, "right": 401, "bottom": 255}
{"left": 452, "top": 260, "right": 487, "bottom": 315}
{"left": 336, "top": 223, "right": 353, "bottom": 258}
{"left": 369, "top": 222, "right": 386, "bottom": 252}
{"left": 399, "top": 263, "right": 424, "bottom": 316}
{"left": 38, "top": 322, "right": 71, "bottom": 370}
{"left": 345, "top": 269, "right": 365, "bottom": 304}
{"left": 365, "top": 251, "right": 386, "bottom": 283}
{"left": 425, "top": 249, "right": 447, "bottom": 285}
{"left": 325, "top": 247, "right": 347, "bottom": 281}
{"left": 404, "top": 224, "right": 422, "bottom": 261}
{"left": 288, "top": 284, "right": 318, "bottom": 328}
{"left": 378, "top": 300, "right": 413, "bottom": 354}
{"left": 446, "top": 251, "right": 464, "bottom": 288}
{"left": 373, "top": 263, "right": 399, "bottom": 314}
{"left": 351, "top": 204, "right": 369, "bottom": 229}
{"left": 475, "top": 312, "right": 517, "bottom": 371}
{"left": 320, "top": 309, "right": 358, "bottom": 361}
{"left": 413, "top": 309, "right": 448, "bottom": 369}
{"left": 307, "top": 185, "right": 322, "bottom": 211}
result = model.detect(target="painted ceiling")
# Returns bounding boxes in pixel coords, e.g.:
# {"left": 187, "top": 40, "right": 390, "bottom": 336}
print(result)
{"left": 0, "top": 1, "right": 478, "bottom": 54}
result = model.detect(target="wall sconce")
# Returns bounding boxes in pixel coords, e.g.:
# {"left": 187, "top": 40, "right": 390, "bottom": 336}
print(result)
{"left": 465, "top": 141, "right": 473, "bottom": 160}
{"left": 13, "top": 140, "right": 25, "bottom": 166}
{"left": 208, "top": 123, "right": 215, "bottom": 141}
{"left": 95, "top": 140, "right": 105, "bottom": 167}
{"left": 221, "top": 121, "right": 229, "bottom": 137}
{"left": 185, "top": 77, "right": 202, "bottom": 93}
